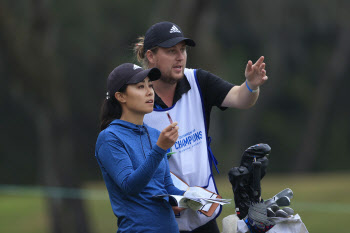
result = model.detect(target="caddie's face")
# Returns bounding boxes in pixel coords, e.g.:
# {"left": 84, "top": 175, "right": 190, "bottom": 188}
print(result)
{"left": 150, "top": 41, "right": 187, "bottom": 84}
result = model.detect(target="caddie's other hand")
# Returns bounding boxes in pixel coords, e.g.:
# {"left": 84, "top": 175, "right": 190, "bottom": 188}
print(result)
{"left": 245, "top": 56, "right": 268, "bottom": 90}
{"left": 156, "top": 122, "right": 179, "bottom": 150}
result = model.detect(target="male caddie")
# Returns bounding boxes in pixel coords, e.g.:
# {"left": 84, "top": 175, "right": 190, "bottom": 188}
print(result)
{"left": 134, "top": 21, "right": 268, "bottom": 232}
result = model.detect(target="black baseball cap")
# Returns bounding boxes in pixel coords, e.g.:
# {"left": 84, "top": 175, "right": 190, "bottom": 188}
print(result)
{"left": 144, "top": 21, "right": 196, "bottom": 52}
{"left": 107, "top": 63, "right": 161, "bottom": 97}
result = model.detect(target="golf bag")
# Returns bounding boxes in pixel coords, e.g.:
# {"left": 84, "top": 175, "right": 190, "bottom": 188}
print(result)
{"left": 228, "top": 143, "right": 271, "bottom": 220}
{"left": 227, "top": 144, "right": 307, "bottom": 233}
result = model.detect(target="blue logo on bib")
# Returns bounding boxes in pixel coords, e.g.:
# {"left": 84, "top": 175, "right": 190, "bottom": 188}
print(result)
{"left": 175, "top": 129, "right": 203, "bottom": 150}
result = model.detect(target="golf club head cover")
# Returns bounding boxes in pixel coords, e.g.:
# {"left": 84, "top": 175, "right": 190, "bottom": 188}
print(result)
{"left": 245, "top": 202, "right": 275, "bottom": 233}
{"left": 240, "top": 143, "right": 270, "bottom": 179}
{"left": 228, "top": 166, "right": 250, "bottom": 219}
{"left": 228, "top": 143, "right": 271, "bottom": 219}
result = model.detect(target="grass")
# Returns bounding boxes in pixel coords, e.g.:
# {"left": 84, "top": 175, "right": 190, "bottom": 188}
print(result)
{"left": 0, "top": 195, "right": 48, "bottom": 233}
{"left": 1, "top": 172, "right": 350, "bottom": 232}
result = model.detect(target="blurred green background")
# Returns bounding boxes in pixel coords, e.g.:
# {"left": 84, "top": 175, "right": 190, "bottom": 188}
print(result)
{"left": 1, "top": 0, "right": 349, "bottom": 232}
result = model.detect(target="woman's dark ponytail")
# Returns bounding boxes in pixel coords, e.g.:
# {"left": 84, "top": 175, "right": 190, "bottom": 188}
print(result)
{"left": 99, "top": 85, "right": 127, "bottom": 131}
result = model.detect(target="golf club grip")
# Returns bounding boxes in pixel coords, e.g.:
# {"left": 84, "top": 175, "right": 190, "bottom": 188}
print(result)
{"left": 252, "top": 161, "right": 261, "bottom": 202}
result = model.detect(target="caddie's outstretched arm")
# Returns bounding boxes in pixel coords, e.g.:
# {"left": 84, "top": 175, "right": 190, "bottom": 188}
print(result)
{"left": 221, "top": 56, "right": 268, "bottom": 109}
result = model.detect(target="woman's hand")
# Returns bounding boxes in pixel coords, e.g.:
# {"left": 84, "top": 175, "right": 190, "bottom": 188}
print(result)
{"left": 156, "top": 122, "right": 179, "bottom": 150}
{"left": 172, "top": 206, "right": 186, "bottom": 215}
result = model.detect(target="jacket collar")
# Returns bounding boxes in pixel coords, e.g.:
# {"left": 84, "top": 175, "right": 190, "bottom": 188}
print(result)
{"left": 109, "top": 119, "right": 146, "bottom": 134}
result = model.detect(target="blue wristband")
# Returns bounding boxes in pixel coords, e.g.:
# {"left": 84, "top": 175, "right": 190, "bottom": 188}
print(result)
{"left": 246, "top": 81, "right": 258, "bottom": 93}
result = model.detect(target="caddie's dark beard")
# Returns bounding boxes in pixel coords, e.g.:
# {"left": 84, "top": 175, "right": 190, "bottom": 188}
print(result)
{"left": 160, "top": 75, "right": 183, "bottom": 85}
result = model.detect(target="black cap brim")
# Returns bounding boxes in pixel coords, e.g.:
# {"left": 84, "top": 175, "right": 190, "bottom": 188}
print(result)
{"left": 126, "top": 67, "right": 161, "bottom": 84}
{"left": 158, "top": 37, "right": 196, "bottom": 48}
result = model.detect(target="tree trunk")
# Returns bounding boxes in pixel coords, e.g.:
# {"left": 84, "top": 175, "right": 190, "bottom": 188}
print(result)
{"left": 294, "top": 24, "right": 350, "bottom": 171}
{"left": 0, "top": 1, "right": 92, "bottom": 232}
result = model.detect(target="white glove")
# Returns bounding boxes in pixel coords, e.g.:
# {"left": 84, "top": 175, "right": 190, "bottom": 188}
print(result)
{"left": 185, "top": 199, "right": 202, "bottom": 211}
{"left": 183, "top": 187, "right": 205, "bottom": 211}
{"left": 184, "top": 186, "right": 204, "bottom": 198}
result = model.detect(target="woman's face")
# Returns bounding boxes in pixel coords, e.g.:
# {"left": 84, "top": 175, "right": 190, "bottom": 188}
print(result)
{"left": 121, "top": 77, "right": 155, "bottom": 115}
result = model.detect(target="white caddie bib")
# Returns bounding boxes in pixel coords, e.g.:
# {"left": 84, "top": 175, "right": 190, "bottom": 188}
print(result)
{"left": 143, "top": 68, "right": 221, "bottom": 231}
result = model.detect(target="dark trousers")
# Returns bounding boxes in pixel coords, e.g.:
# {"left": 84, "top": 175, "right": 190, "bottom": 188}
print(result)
{"left": 180, "top": 219, "right": 220, "bottom": 233}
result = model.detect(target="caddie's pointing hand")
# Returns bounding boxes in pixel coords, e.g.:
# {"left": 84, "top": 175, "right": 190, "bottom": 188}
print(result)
{"left": 245, "top": 56, "right": 268, "bottom": 90}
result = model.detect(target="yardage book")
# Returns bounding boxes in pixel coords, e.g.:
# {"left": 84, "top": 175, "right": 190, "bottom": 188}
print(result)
{"left": 153, "top": 173, "right": 231, "bottom": 217}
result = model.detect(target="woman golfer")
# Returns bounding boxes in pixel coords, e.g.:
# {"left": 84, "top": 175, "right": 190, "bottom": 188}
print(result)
{"left": 95, "top": 63, "right": 184, "bottom": 232}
